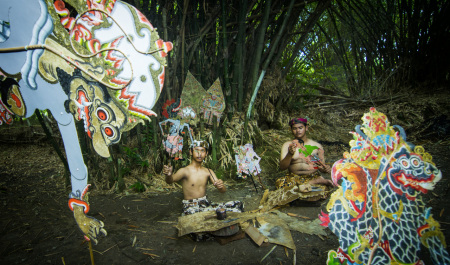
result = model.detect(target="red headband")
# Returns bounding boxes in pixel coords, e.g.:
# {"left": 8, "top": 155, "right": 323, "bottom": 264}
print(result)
{"left": 289, "top": 117, "right": 308, "bottom": 127}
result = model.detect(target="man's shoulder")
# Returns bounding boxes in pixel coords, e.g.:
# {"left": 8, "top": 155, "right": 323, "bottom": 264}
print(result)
{"left": 282, "top": 140, "right": 293, "bottom": 147}
{"left": 201, "top": 166, "right": 214, "bottom": 174}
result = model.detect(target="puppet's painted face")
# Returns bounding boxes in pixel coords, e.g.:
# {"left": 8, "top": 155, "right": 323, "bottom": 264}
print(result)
{"left": 59, "top": 69, "right": 126, "bottom": 157}
{"left": 386, "top": 146, "right": 441, "bottom": 200}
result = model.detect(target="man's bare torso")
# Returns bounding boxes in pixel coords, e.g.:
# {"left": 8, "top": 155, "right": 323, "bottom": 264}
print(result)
{"left": 282, "top": 139, "right": 323, "bottom": 175}
{"left": 180, "top": 165, "right": 212, "bottom": 200}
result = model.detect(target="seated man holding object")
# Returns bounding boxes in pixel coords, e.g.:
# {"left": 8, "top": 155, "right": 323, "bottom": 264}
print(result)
{"left": 163, "top": 140, "right": 243, "bottom": 216}
{"left": 277, "top": 117, "right": 335, "bottom": 199}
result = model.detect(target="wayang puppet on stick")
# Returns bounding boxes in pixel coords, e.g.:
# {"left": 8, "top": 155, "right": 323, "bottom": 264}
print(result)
{"left": 0, "top": 0, "right": 172, "bottom": 244}
{"left": 320, "top": 108, "right": 449, "bottom": 264}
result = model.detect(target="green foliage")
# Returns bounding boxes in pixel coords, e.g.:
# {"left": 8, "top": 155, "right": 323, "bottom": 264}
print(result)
{"left": 120, "top": 146, "right": 149, "bottom": 176}
{"left": 122, "top": 146, "right": 149, "bottom": 167}
{"left": 129, "top": 181, "right": 146, "bottom": 193}
{"left": 120, "top": 165, "right": 131, "bottom": 176}
{"left": 214, "top": 166, "right": 225, "bottom": 180}
{"left": 143, "top": 123, "right": 155, "bottom": 144}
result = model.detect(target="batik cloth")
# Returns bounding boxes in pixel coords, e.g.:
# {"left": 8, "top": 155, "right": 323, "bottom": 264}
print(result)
{"left": 182, "top": 196, "right": 244, "bottom": 215}
{"left": 275, "top": 171, "right": 322, "bottom": 189}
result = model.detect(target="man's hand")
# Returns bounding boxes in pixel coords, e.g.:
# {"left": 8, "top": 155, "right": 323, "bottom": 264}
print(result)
{"left": 214, "top": 179, "right": 225, "bottom": 189}
{"left": 163, "top": 165, "right": 175, "bottom": 184}
{"left": 316, "top": 162, "right": 331, "bottom": 173}
{"left": 288, "top": 141, "right": 298, "bottom": 155}
{"left": 162, "top": 165, "right": 173, "bottom": 177}
{"left": 213, "top": 179, "right": 226, "bottom": 193}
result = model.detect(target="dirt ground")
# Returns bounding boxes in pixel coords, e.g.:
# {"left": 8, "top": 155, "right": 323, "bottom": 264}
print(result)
{"left": 1, "top": 137, "right": 449, "bottom": 265}
{"left": 1, "top": 90, "right": 450, "bottom": 265}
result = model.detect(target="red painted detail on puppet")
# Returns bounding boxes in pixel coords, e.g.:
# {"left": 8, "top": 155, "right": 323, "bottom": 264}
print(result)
{"left": 68, "top": 184, "right": 91, "bottom": 213}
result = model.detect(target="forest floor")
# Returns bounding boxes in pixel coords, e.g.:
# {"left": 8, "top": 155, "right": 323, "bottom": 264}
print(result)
{"left": 0, "top": 90, "right": 449, "bottom": 265}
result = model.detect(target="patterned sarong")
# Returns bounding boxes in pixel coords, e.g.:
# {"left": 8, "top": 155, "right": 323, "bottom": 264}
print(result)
{"left": 182, "top": 196, "right": 244, "bottom": 215}
{"left": 275, "top": 171, "right": 322, "bottom": 189}
{"left": 258, "top": 172, "right": 333, "bottom": 211}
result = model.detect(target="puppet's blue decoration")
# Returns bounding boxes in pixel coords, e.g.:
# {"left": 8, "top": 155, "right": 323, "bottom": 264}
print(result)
{"left": 0, "top": 0, "right": 172, "bottom": 244}
{"left": 234, "top": 144, "right": 261, "bottom": 179}
{"left": 319, "top": 108, "right": 449, "bottom": 264}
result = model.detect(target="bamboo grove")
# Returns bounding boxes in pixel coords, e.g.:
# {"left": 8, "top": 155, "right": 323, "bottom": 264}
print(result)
{"left": 127, "top": 0, "right": 449, "bottom": 113}
{"left": 6, "top": 0, "right": 448, "bottom": 191}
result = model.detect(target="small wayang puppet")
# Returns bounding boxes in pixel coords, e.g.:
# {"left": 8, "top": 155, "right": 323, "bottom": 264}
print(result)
{"left": 178, "top": 71, "right": 204, "bottom": 126}
{"left": 159, "top": 98, "right": 194, "bottom": 160}
{"left": 201, "top": 78, "right": 225, "bottom": 125}
{"left": 178, "top": 71, "right": 225, "bottom": 126}
{"left": 234, "top": 143, "right": 265, "bottom": 191}
{"left": 319, "top": 108, "right": 450, "bottom": 265}
{"left": 0, "top": 0, "right": 172, "bottom": 244}
{"left": 235, "top": 144, "right": 262, "bottom": 179}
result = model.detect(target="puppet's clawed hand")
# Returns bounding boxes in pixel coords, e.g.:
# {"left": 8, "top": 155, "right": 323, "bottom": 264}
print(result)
{"left": 73, "top": 205, "right": 107, "bottom": 244}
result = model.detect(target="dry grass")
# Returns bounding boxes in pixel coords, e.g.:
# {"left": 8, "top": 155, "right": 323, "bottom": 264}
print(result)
{"left": 1, "top": 88, "right": 448, "bottom": 194}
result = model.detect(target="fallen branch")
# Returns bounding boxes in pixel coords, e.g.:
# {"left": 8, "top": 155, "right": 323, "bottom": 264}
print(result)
{"left": 261, "top": 245, "right": 277, "bottom": 262}
{"left": 143, "top": 252, "right": 159, "bottom": 259}
{"left": 93, "top": 243, "right": 119, "bottom": 255}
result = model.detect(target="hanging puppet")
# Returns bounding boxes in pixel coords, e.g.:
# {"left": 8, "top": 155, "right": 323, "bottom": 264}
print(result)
{"left": 319, "top": 108, "right": 450, "bottom": 264}
{"left": 178, "top": 71, "right": 204, "bottom": 126}
{"left": 159, "top": 98, "right": 194, "bottom": 160}
{"left": 234, "top": 144, "right": 262, "bottom": 179}
{"left": 0, "top": 0, "right": 172, "bottom": 244}
{"left": 234, "top": 143, "right": 265, "bottom": 191}
{"left": 158, "top": 71, "right": 212, "bottom": 160}
{"left": 201, "top": 78, "right": 225, "bottom": 125}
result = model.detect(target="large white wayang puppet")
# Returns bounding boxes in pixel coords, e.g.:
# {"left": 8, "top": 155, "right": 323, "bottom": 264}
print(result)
{"left": 0, "top": 0, "right": 172, "bottom": 244}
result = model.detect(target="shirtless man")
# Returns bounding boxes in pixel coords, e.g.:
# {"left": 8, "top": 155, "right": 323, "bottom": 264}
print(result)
{"left": 163, "top": 140, "right": 243, "bottom": 215}
{"left": 278, "top": 117, "right": 334, "bottom": 190}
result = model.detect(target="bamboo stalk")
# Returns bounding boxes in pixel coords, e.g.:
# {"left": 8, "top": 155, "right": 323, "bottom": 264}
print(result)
{"left": 221, "top": 0, "right": 232, "bottom": 120}
{"left": 162, "top": 7, "right": 172, "bottom": 99}
{"left": 180, "top": 0, "right": 189, "bottom": 87}
{"left": 234, "top": 0, "right": 247, "bottom": 112}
